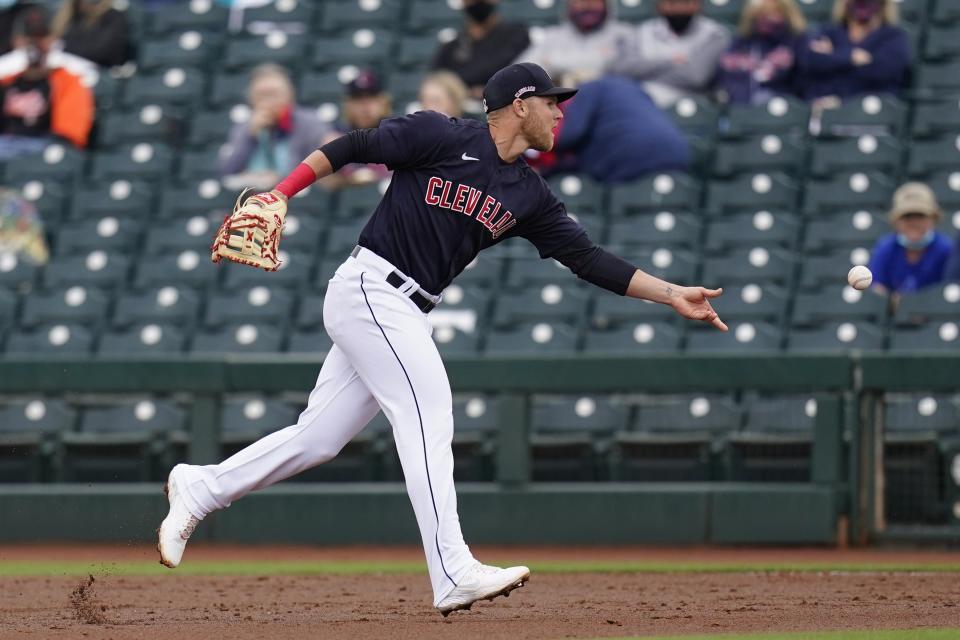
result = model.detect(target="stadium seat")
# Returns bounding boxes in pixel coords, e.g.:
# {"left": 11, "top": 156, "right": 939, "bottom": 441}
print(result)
{"left": 504, "top": 257, "right": 576, "bottom": 289}
{"left": 43, "top": 251, "right": 130, "bottom": 289}
{"left": 336, "top": 182, "right": 389, "bottom": 219}
{"left": 89, "top": 143, "right": 175, "bottom": 182}
{"left": 0, "top": 398, "right": 76, "bottom": 482}
{"left": 686, "top": 321, "right": 782, "bottom": 352}
{"left": 711, "top": 134, "right": 805, "bottom": 178}
{"left": 886, "top": 393, "right": 960, "bottom": 432}
{"left": 894, "top": 282, "right": 960, "bottom": 325}
{"left": 96, "top": 106, "right": 181, "bottom": 147}
{"left": 0, "top": 288, "right": 16, "bottom": 330}
{"left": 491, "top": 283, "right": 589, "bottom": 327}
{"left": 4, "top": 143, "right": 84, "bottom": 183}
{"left": 449, "top": 395, "right": 498, "bottom": 481}
{"left": 222, "top": 250, "right": 313, "bottom": 289}
{"left": 55, "top": 216, "right": 141, "bottom": 255}
{"left": 396, "top": 32, "right": 445, "bottom": 70}
{"left": 157, "top": 179, "right": 235, "bottom": 219}
{"left": 123, "top": 67, "right": 206, "bottom": 108}
{"left": 14, "top": 179, "right": 67, "bottom": 222}
{"left": 190, "top": 323, "right": 284, "bottom": 354}
{"left": 924, "top": 24, "right": 960, "bottom": 60}
{"left": 609, "top": 172, "right": 700, "bottom": 215}
{"left": 137, "top": 32, "right": 222, "bottom": 71}
{"left": 112, "top": 286, "right": 200, "bottom": 328}
{"left": 187, "top": 107, "right": 244, "bottom": 147}
{"left": 786, "top": 321, "right": 884, "bottom": 352}
{"left": 0, "top": 253, "right": 40, "bottom": 293}
{"left": 483, "top": 321, "right": 578, "bottom": 355}
{"left": 932, "top": 0, "right": 960, "bottom": 25}
{"left": 666, "top": 96, "right": 719, "bottom": 137}
{"left": 148, "top": 1, "right": 229, "bottom": 34}
{"left": 178, "top": 147, "right": 226, "bottom": 181}
{"left": 241, "top": 0, "right": 315, "bottom": 31}
{"left": 68, "top": 180, "right": 155, "bottom": 221}
{"left": 808, "top": 135, "right": 902, "bottom": 178}
{"left": 145, "top": 215, "right": 217, "bottom": 256}
{"left": 275, "top": 213, "right": 324, "bottom": 252}
{"left": 204, "top": 286, "right": 295, "bottom": 328}
{"left": 224, "top": 33, "right": 308, "bottom": 71}
{"left": 19, "top": 286, "right": 109, "bottom": 329}
{"left": 802, "top": 172, "right": 894, "bottom": 216}
{"left": 286, "top": 328, "right": 335, "bottom": 354}
{"left": 4, "top": 324, "right": 94, "bottom": 355}
{"left": 583, "top": 322, "right": 682, "bottom": 355}
{"left": 624, "top": 247, "right": 699, "bottom": 283}
{"left": 889, "top": 321, "right": 960, "bottom": 351}
{"left": 792, "top": 286, "right": 889, "bottom": 325}
{"left": 297, "top": 70, "right": 350, "bottom": 108}
{"left": 704, "top": 172, "right": 799, "bottom": 216}
{"left": 727, "top": 394, "right": 817, "bottom": 482}
{"left": 98, "top": 324, "right": 187, "bottom": 354}
{"left": 318, "top": 0, "right": 403, "bottom": 31}
{"left": 613, "top": 0, "right": 657, "bottom": 20}
{"left": 722, "top": 96, "right": 810, "bottom": 138}
{"left": 701, "top": 246, "right": 794, "bottom": 287}
{"left": 607, "top": 212, "right": 700, "bottom": 250}
{"left": 430, "top": 283, "right": 490, "bottom": 325}
{"left": 219, "top": 396, "right": 301, "bottom": 458}
{"left": 590, "top": 291, "right": 678, "bottom": 328}
{"left": 701, "top": 0, "right": 746, "bottom": 24}
{"left": 704, "top": 211, "right": 799, "bottom": 252}
{"left": 911, "top": 100, "right": 960, "bottom": 138}
{"left": 89, "top": 71, "right": 120, "bottom": 112}
{"left": 311, "top": 29, "right": 394, "bottom": 68}
{"left": 208, "top": 71, "right": 251, "bottom": 108}
{"left": 816, "top": 95, "right": 907, "bottom": 136}
{"left": 134, "top": 249, "right": 220, "bottom": 289}
{"left": 710, "top": 283, "right": 789, "bottom": 324}
{"left": 906, "top": 134, "right": 960, "bottom": 176}
{"left": 803, "top": 210, "right": 886, "bottom": 253}
{"left": 798, "top": 247, "right": 872, "bottom": 290}
{"left": 530, "top": 395, "right": 630, "bottom": 481}
{"left": 406, "top": 0, "right": 461, "bottom": 31}
{"left": 566, "top": 212, "right": 606, "bottom": 239}
{"left": 548, "top": 174, "right": 606, "bottom": 217}
{"left": 914, "top": 59, "right": 960, "bottom": 98}
{"left": 325, "top": 220, "right": 368, "bottom": 257}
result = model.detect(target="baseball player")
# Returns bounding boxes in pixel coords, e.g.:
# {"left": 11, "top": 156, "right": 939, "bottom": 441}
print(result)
{"left": 158, "top": 62, "right": 727, "bottom": 616}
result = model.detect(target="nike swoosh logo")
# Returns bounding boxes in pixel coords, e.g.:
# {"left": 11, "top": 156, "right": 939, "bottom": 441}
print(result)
{"left": 461, "top": 153, "right": 479, "bottom": 162}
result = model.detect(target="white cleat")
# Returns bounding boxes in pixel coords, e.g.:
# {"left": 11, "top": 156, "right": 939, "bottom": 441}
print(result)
{"left": 157, "top": 464, "right": 201, "bottom": 569}
{"left": 436, "top": 563, "right": 530, "bottom": 617}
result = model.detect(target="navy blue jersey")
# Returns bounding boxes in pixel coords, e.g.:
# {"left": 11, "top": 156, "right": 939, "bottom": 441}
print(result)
{"left": 353, "top": 111, "right": 610, "bottom": 296}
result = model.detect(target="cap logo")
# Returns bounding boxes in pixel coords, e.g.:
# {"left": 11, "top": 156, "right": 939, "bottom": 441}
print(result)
{"left": 514, "top": 85, "right": 536, "bottom": 98}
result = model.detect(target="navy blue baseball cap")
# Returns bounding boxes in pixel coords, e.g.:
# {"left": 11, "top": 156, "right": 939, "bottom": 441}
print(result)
{"left": 482, "top": 62, "right": 577, "bottom": 114}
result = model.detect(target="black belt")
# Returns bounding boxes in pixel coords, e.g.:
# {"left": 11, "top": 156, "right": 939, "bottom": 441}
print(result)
{"left": 351, "top": 246, "right": 437, "bottom": 313}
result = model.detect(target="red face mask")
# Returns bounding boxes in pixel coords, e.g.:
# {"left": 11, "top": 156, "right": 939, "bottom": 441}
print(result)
{"left": 847, "top": 0, "right": 882, "bottom": 23}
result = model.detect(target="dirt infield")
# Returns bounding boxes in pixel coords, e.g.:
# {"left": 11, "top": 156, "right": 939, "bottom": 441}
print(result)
{"left": 1, "top": 546, "right": 959, "bottom": 640}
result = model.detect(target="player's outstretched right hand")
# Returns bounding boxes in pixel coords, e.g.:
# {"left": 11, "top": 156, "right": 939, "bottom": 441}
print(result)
{"left": 669, "top": 286, "right": 727, "bottom": 331}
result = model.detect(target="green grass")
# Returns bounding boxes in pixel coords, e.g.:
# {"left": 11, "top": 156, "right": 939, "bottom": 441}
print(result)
{"left": 1, "top": 559, "right": 960, "bottom": 577}
{"left": 603, "top": 630, "right": 960, "bottom": 640}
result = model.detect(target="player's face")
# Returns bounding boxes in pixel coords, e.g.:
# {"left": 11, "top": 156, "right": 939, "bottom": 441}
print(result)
{"left": 521, "top": 96, "right": 563, "bottom": 152}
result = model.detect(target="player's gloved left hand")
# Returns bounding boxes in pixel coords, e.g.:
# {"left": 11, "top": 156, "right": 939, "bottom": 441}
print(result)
{"left": 670, "top": 287, "right": 727, "bottom": 331}
{"left": 211, "top": 188, "right": 288, "bottom": 271}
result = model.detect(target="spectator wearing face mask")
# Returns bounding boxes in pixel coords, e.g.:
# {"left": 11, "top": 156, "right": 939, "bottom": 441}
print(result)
{"left": 518, "top": 0, "right": 634, "bottom": 88}
{"left": 796, "top": 0, "right": 910, "bottom": 103}
{"left": 432, "top": 0, "right": 530, "bottom": 98}
{"left": 868, "top": 183, "right": 953, "bottom": 296}
{"left": 716, "top": 0, "right": 807, "bottom": 105}
{"left": 51, "top": 0, "right": 129, "bottom": 68}
{"left": 609, "top": 0, "right": 731, "bottom": 108}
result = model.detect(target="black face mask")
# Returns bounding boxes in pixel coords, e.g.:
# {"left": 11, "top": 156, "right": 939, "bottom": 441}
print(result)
{"left": 665, "top": 13, "right": 694, "bottom": 35}
{"left": 465, "top": 0, "right": 496, "bottom": 23}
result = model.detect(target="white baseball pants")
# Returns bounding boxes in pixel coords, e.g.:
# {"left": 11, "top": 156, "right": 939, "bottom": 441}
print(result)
{"left": 174, "top": 247, "right": 476, "bottom": 605}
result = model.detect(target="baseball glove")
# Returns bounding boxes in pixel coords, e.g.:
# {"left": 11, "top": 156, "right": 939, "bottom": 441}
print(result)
{"left": 211, "top": 188, "right": 287, "bottom": 271}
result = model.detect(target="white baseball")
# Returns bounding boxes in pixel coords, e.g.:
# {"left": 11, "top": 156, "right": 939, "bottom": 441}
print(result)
{"left": 847, "top": 265, "right": 873, "bottom": 290}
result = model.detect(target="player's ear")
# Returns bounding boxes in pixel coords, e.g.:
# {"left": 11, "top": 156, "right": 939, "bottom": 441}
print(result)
{"left": 512, "top": 98, "right": 527, "bottom": 118}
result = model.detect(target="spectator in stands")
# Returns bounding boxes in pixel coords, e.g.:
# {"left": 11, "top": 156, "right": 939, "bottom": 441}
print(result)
{"left": 552, "top": 76, "right": 690, "bottom": 183}
{"left": 0, "top": 5, "right": 95, "bottom": 155}
{"left": 519, "top": 0, "right": 634, "bottom": 88}
{"left": 220, "top": 64, "right": 329, "bottom": 191}
{"left": 716, "top": 0, "right": 807, "bottom": 105}
{"left": 51, "top": 0, "right": 129, "bottom": 68}
{"left": 0, "top": 1, "right": 31, "bottom": 55}
{"left": 868, "top": 183, "right": 953, "bottom": 297}
{"left": 608, "top": 0, "right": 731, "bottom": 108}
{"left": 432, "top": 0, "right": 530, "bottom": 97}
{"left": 418, "top": 71, "right": 468, "bottom": 118}
{"left": 796, "top": 0, "right": 910, "bottom": 103}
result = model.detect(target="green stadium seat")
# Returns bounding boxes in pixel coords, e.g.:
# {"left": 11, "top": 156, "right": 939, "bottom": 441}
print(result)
{"left": 55, "top": 216, "right": 141, "bottom": 255}
{"left": 297, "top": 71, "right": 349, "bottom": 109}
{"left": 178, "top": 147, "right": 225, "bottom": 181}
{"left": 19, "top": 286, "right": 109, "bottom": 329}
{"left": 722, "top": 96, "right": 809, "bottom": 138}
{"left": 911, "top": 100, "right": 960, "bottom": 138}
{"left": 68, "top": 180, "right": 155, "bottom": 221}
{"left": 219, "top": 396, "right": 301, "bottom": 458}
{"left": 61, "top": 400, "right": 185, "bottom": 482}
{"left": 145, "top": 216, "right": 214, "bottom": 255}
{"left": 889, "top": 321, "right": 960, "bottom": 351}
{"left": 89, "top": 71, "right": 120, "bottom": 111}
{"left": 710, "top": 283, "right": 788, "bottom": 324}
{"left": 138, "top": 31, "right": 222, "bottom": 71}
{"left": 607, "top": 212, "right": 700, "bottom": 250}
{"left": 817, "top": 95, "right": 906, "bottom": 136}
{"left": 0, "top": 289, "right": 16, "bottom": 330}
{"left": 914, "top": 60, "right": 960, "bottom": 98}
{"left": 920, "top": 170, "right": 960, "bottom": 210}
{"left": 448, "top": 395, "right": 498, "bottom": 481}
{"left": 931, "top": 0, "right": 960, "bottom": 25}
{"left": 396, "top": 33, "right": 443, "bottom": 70}
{"left": 802, "top": 171, "right": 894, "bottom": 216}
{"left": 89, "top": 143, "right": 175, "bottom": 182}
{"left": 336, "top": 182, "right": 389, "bottom": 219}
{"left": 623, "top": 247, "right": 698, "bottom": 283}
{"left": 4, "top": 144, "right": 83, "bottom": 183}
{"left": 590, "top": 291, "right": 678, "bottom": 327}
{"left": 148, "top": 1, "right": 229, "bottom": 35}
{"left": 97, "top": 323, "right": 187, "bottom": 354}
{"left": 803, "top": 210, "right": 886, "bottom": 252}
{"left": 313, "top": 257, "right": 344, "bottom": 290}
{"left": 566, "top": 212, "right": 605, "bottom": 240}
{"left": 701, "top": 246, "right": 794, "bottom": 286}
{"left": 96, "top": 105, "right": 180, "bottom": 147}
{"left": 504, "top": 257, "right": 575, "bottom": 289}
{"left": 744, "top": 393, "right": 818, "bottom": 433}
{"left": 701, "top": 0, "right": 745, "bottom": 24}
{"left": 548, "top": 174, "right": 606, "bottom": 217}
{"left": 452, "top": 253, "right": 503, "bottom": 289}
{"left": 222, "top": 250, "right": 313, "bottom": 289}
{"left": 275, "top": 213, "right": 324, "bottom": 252}
{"left": 906, "top": 134, "right": 960, "bottom": 176}
{"left": 786, "top": 321, "right": 884, "bottom": 352}
{"left": 792, "top": 286, "right": 889, "bottom": 325}
{"left": 808, "top": 135, "right": 902, "bottom": 178}
{"left": 609, "top": 172, "right": 700, "bottom": 215}
{"left": 5, "top": 323, "right": 94, "bottom": 355}
{"left": 204, "top": 286, "right": 295, "bottom": 328}
{"left": 798, "top": 247, "right": 871, "bottom": 290}
{"left": 704, "top": 211, "right": 799, "bottom": 252}
{"left": 666, "top": 96, "right": 719, "bottom": 137}
{"left": 613, "top": 0, "right": 657, "bottom": 20}
{"left": 14, "top": 179, "right": 67, "bottom": 221}
{"left": 635, "top": 393, "right": 741, "bottom": 432}
{"left": 286, "top": 328, "right": 335, "bottom": 354}
{"left": 923, "top": 24, "right": 960, "bottom": 60}
{"left": 886, "top": 394, "right": 960, "bottom": 432}
{"left": 324, "top": 220, "right": 367, "bottom": 257}
{"left": 187, "top": 107, "right": 243, "bottom": 147}
{"left": 0, "top": 398, "right": 75, "bottom": 482}
{"left": 531, "top": 395, "right": 630, "bottom": 481}
{"left": 0, "top": 253, "right": 40, "bottom": 293}
{"left": 43, "top": 251, "right": 130, "bottom": 289}
{"left": 431, "top": 283, "right": 490, "bottom": 321}
{"left": 406, "top": 0, "right": 461, "bottom": 31}
{"left": 112, "top": 286, "right": 200, "bottom": 329}
{"left": 311, "top": 29, "right": 394, "bottom": 68}
{"left": 894, "top": 282, "right": 960, "bottom": 325}
{"left": 123, "top": 67, "right": 206, "bottom": 108}
{"left": 158, "top": 179, "right": 235, "bottom": 219}
{"left": 704, "top": 172, "right": 798, "bottom": 216}
{"left": 241, "top": 0, "right": 314, "bottom": 30}
{"left": 727, "top": 393, "right": 817, "bottom": 482}
{"left": 390, "top": 71, "right": 427, "bottom": 109}
{"left": 686, "top": 322, "right": 782, "bottom": 352}
{"left": 583, "top": 322, "right": 682, "bottom": 355}
{"left": 134, "top": 249, "right": 220, "bottom": 289}
{"left": 208, "top": 71, "right": 250, "bottom": 108}
{"left": 484, "top": 321, "right": 578, "bottom": 355}
{"left": 294, "top": 291, "right": 326, "bottom": 328}
{"left": 190, "top": 322, "right": 284, "bottom": 354}
{"left": 711, "top": 134, "right": 805, "bottom": 178}
{"left": 224, "top": 33, "right": 308, "bottom": 71}
{"left": 319, "top": 0, "right": 403, "bottom": 31}
{"left": 491, "top": 283, "right": 588, "bottom": 327}
{"left": 432, "top": 326, "right": 481, "bottom": 356}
